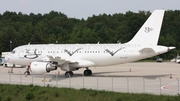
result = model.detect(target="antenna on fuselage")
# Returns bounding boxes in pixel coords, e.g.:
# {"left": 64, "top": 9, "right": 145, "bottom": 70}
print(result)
{"left": 117, "top": 40, "right": 121, "bottom": 44}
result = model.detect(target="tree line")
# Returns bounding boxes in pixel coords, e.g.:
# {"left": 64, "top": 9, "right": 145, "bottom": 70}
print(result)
{"left": 0, "top": 10, "right": 180, "bottom": 59}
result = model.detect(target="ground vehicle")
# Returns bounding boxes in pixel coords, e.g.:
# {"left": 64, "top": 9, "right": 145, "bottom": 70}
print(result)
{"left": 176, "top": 55, "right": 180, "bottom": 63}
{"left": 156, "top": 57, "right": 163, "bottom": 62}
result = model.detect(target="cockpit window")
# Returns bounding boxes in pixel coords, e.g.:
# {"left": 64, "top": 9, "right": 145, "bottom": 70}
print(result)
{"left": 11, "top": 50, "right": 15, "bottom": 54}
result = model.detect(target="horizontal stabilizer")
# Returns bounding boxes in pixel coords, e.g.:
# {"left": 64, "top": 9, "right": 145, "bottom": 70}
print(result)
{"left": 168, "top": 47, "right": 176, "bottom": 51}
{"left": 168, "top": 47, "right": 176, "bottom": 50}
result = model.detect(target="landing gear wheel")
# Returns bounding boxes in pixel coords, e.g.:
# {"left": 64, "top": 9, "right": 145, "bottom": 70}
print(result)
{"left": 88, "top": 70, "right": 92, "bottom": 75}
{"left": 84, "top": 70, "right": 92, "bottom": 76}
{"left": 65, "top": 71, "right": 74, "bottom": 77}
{"left": 84, "top": 70, "right": 89, "bottom": 76}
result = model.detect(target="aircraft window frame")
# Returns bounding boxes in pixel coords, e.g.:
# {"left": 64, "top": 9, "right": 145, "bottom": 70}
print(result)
{"left": 11, "top": 50, "right": 15, "bottom": 54}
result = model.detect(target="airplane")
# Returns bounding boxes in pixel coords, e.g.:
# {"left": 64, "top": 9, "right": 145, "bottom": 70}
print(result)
{"left": 5, "top": 10, "right": 175, "bottom": 77}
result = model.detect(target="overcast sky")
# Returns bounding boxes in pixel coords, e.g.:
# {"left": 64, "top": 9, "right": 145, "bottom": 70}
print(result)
{"left": 0, "top": 0, "right": 180, "bottom": 19}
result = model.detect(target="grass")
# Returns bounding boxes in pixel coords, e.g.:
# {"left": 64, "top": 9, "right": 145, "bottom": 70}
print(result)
{"left": 0, "top": 84, "right": 179, "bottom": 101}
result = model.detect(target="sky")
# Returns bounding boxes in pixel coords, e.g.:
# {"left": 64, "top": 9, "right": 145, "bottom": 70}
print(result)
{"left": 0, "top": 0, "right": 180, "bottom": 19}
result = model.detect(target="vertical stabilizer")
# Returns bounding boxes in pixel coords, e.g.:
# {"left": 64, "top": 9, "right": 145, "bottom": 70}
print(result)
{"left": 127, "top": 10, "right": 165, "bottom": 45}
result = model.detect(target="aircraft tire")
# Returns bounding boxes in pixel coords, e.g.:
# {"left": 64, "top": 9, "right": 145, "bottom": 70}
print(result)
{"left": 88, "top": 70, "right": 92, "bottom": 75}
{"left": 84, "top": 70, "right": 92, "bottom": 76}
{"left": 65, "top": 71, "right": 73, "bottom": 77}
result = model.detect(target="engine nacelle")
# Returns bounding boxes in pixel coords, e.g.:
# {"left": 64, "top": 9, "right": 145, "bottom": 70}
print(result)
{"left": 30, "top": 62, "right": 57, "bottom": 74}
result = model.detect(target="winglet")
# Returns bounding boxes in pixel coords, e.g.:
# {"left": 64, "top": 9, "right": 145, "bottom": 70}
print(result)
{"left": 127, "top": 10, "right": 165, "bottom": 45}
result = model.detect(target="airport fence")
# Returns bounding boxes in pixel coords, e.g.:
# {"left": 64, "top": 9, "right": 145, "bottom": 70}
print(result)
{"left": 0, "top": 72, "right": 179, "bottom": 95}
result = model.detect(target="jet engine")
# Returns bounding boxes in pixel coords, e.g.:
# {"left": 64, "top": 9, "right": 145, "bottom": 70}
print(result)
{"left": 30, "top": 62, "right": 57, "bottom": 74}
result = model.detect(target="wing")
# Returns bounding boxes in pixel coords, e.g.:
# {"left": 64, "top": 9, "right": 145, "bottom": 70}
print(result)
{"left": 42, "top": 55, "right": 66, "bottom": 64}
{"left": 43, "top": 55, "right": 95, "bottom": 68}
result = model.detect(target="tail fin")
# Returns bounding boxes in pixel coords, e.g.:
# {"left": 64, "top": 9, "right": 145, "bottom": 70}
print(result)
{"left": 127, "top": 10, "right": 165, "bottom": 45}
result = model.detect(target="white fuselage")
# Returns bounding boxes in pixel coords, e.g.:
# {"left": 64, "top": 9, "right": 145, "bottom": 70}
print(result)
{"left": 6, "top": 44, "right": 169, "bottom": 67}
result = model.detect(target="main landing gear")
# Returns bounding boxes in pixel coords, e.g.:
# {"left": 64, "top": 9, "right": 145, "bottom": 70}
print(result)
{"left": 83, "top": 69, "right": 92, "bottom": 76}
{"left": 65, "top": 71, "right": 74, "bottom": 77}
{"left": 64, "top": 68, "right": 92, "bottom": 77}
